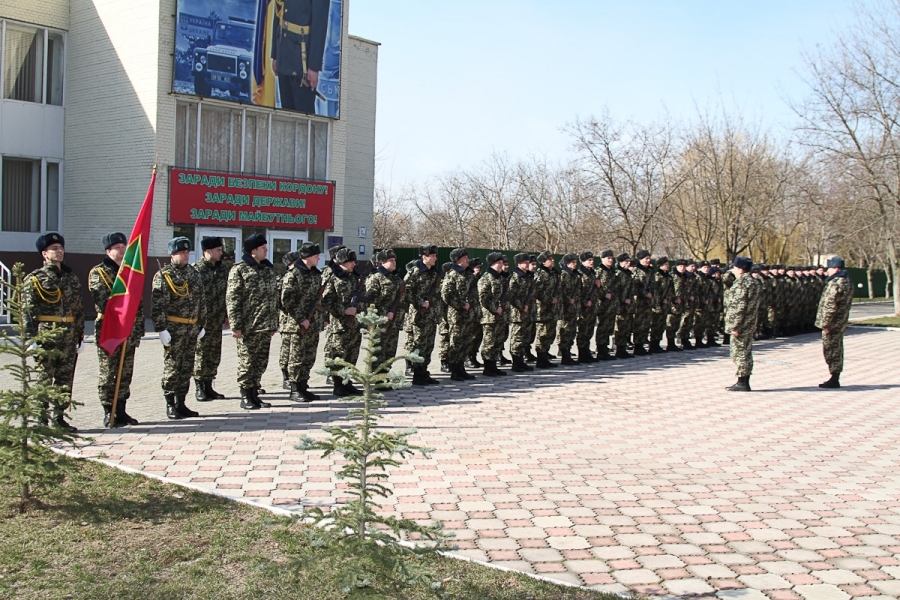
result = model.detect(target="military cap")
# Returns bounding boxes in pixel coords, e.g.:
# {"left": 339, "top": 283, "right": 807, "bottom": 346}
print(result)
{"left": 537, "top": 250, "right": 554, "bottom": 263}
{"left": 759, "top": 264, "right": 769, "bottom": 270}
{"left": 600, "top": 249, "right": 615, "bottom": 258}
{"left": 168, "top": 236, "right": 192, "bottom": 254}
{"left": 500, "top": 254, "right": 509, "bottom": 263}
{"left": 709, "top": 258, "right": 721, "bottom": 266}
{"left": 675, "top": 258, "right": 688, "bottom": 266}
{"left": 827, "top": 256, "right": 845, "bottom": 269}
{"left": 699, "top": 260, "right": 710, "bottom": 268}
{"left": 563, "top": 252, "right": 579, "bottom": 264}
{"left": 486, "top": 252, "right": 505, "bottom": 266}
{"left": 242, "top": 233, "right": 267, "bottom": 253}
{"left": 615, "top": 252, "right": 630, "bottom": 263}
{"left": 328, "top": 244, "right": 347, "bottom": 260}
{"left": 418, "top": 244, "right": 438, "bottom": 256}
{"left": 636, "top": 249, "right": 651, "bottom": 260}
{"left": 579, "top": 251, "right": 594, "bottom": 262}
{"left": 656, "top": 256, "right": 669, "bottom": 266}
{"left": 514, "top": 252, "right": 531, "bottom": 264}
{"left": 733, "top": 256, "right": 753, "bottom": 271}
{"left": 529, "top": 254, "right": 538, "bottom": 262}
{"left": 335, "top": 247, "right": 357, "bottom": 264}
{"left": 449, "top": 247, "right": 469, "bottom": 262}
{"left": 103, "top": 232, "right": 127, "bottom": 250}
{"left": 710, "top": 266, "right": 720, "bottom": 275}
{"left": 469, "top": 257, "right": 482, "bottom": 268}
{"left": 282, "top": 250, "right": 300, "bottom": 266}
{"left": 628, "top": 259, "right": 639, "bottom": 267}
{"left": 298, "top": 242, "right": 320, "bottom": 259}
{"left": 378, "top": 248, "right": 396, "bottom": 262}
{"left": 36, "top": 232, "right": 65, "bottom": 252}
{"left": 199, "top": 236, "right": 222, "bottom": 251}
{"left": 441, "top": 261, "right": 453, "bottom": 273}
{"left": 687, "top": 259, "right": 697, "bottom": 266}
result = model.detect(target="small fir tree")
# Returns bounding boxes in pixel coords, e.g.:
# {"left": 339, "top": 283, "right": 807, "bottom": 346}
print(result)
{"left": 297, "top": 307, "right": 453, "bottom": 595}
{"left": 0, "top": 263, "right": 81, "bottom": 511}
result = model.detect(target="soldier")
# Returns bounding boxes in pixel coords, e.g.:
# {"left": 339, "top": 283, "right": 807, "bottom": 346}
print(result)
{"left": 678, "top": 261, "right": 698, "bottom": 349}
{"left": 532, "top": 251, "right": 560, "bottom": 368}
{"left": 366, "top": 249, "right": 405, "bottom": 369}
{"left": 270, "top": 0, "right": 329, "bottom": 114}
{"left": 576, "top": 251, "right": 599, "bottom": 364}
{"left": 815, "top": 257, "right": 854, "bottom": 388}
{"left": 650, "top": 256, "right": 673, "bottom": 354}
{"left": 322, "top": 247, "right": 365, "bottom": 396}
{"left": 693, "top": 261, "right": 713, "bottom": 348}
{"left": 442, "top": 248, "right": 478, "bottom": 381}
{"left": 524, "top": 255, "right": 540, "bottom": 362}
{"left": 24, "top": 232, "right": 85, "bottom": 431}
{"left": 507, "top": 253, "right": 536, "bottom": 373}
{"left": 631, "top": 250, "right": 655, "bottom": 356}
{"left": 556, "top": 253, "right": 582, "bottom": 365}
{"left": 465, "top": 257, "right": 484, "bottom": 370}
{"left": 709, "top": 265, "right": 724, "bottom": 345}
{"left": 724, "top": 256, "right": 762, "bottom": 391}
{"left": 667, "top": 259, "right": 688, "bottom": 351}
{"left": 152, "top": 237, "right": 206, "bottom": 419}
{"left": 226, "top": 233, "right": 278, "bottom": 410}
{"left": 438, "top": 261, "right": 454, "bottom": 373}
{"left": 478, "top": 252, "right": 509, "bottom": 377}
{"left": 280, "top": 242, "right": 323, "bottom": 402}
{"left": 404, "top": 245, "right": 442, "bottom": 386}
{"left": 277, "top": 250, "right": 301, "bottom": 390}
{"left": 594, "top": 250, "right": 618, "bottom": 360}
{"left": 89, "top": 232, "right": 143, "bottom": 428}
{"left": 498, "top": 255, "right": 513, "bottom": 365}
{"left": 614, "top": 253, "right": 634, "bottom": 359}
{"left": 193, "top": 236, "right": 229, "bottom": 401}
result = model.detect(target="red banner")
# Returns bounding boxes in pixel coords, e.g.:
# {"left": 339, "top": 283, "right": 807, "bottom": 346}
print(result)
{"left": 168, "top": 168, "right": 335, "bottom": 230}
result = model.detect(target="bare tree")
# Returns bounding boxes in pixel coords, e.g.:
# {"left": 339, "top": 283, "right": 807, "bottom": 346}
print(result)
{"left": 372, "top": 183, "right": 414, "bottom": 249}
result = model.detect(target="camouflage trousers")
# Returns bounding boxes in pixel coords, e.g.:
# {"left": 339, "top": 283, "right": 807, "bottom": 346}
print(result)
{"left": 650, "top": 311, "right": 667, "bottom": 343}
{"left": 509, "top": 320, "right": 534, "bottom": 357}
{"left": 632, "top": 307, "right": 652, "bottom": 345}
{"left": 161, "top": 323, "right": 199, "bottom": 396}
{"left": 767, "top": 307, "right": 778, "bottom": 333}
{"left": 557, "top": 317, "right": 578, "bottom": 353}
{"left": 730, "top": 330, "right": 754, "bottom": 377}
{"left": 374, "top": 323, "right": 401, "bottom": 369}
{"left": 822, "top": 327, "right": 847, "bottom": 375}
{"left": 693, "top": 306, "right": 711, "bottom": 340}
{"left": 469, "top": 323, "right": 483, "bottom": 357}
{"left": 325, "top": 323, "right": 362, "bottom": 373}
{"left": 481, "top": 322, "right": 506, "bottom": 361}
{"left": 194, "top": 322, "right": 223, "bottom": 381}
{"left": 666, "top": 312, "right": 681, "bottom": 336}
{"left": 595, "top": 312, "right": 615, "bottom": 351}
{"left": 236, "top": 331, "right": 273, "bottom": 389}
{"left": 678, "top": 309, "right": 695, "bottom": 342}
{"left": 284, "top": 329, "right": 320, "bottom": 382}
{"left": 535, "top": 320, "right": 557, "bottom": 353}
{"left": 279, "top": 333, "right": 292, "bottom": 371}
{"left": 447, "top": 311, "right": 477, "bottom": 365}
{"left": 37, "top": 325, "right": 80, "bottom": 416}
{"left": 97, "top": 338, "right": 138, "bottom": 408}
{"left": 576, "top": 312, "right": 596, "bottom": 350}
{"left": 405, "top": 321, "right": 437, "bottom": 368}
{"left": 438, "top": 317, "right": 450, "bottom": 362}
{"left": 614, "top": 313, "right": 634, "bottom": 345}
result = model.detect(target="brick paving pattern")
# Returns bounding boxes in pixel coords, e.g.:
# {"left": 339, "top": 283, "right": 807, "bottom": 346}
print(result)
{"left": 4, "top": 327, "right": 900, "bottom": 598}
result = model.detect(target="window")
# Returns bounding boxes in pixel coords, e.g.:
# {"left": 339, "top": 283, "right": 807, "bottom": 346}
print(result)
{"left": 46, "top": 162, "right": 60, "bottom": 230}
{"left": 1, "top": 20, "right": 65, "bottom": 105}
{"left": 46, "top": 32, "right": 64, "bottom": 106}
{"left": 1, "top": 158, "right": 41, "bottom": 232}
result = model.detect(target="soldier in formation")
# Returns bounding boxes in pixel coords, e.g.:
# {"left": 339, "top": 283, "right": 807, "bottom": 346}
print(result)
{"left": 280, "top": 242, "right": 323, "bottom": 401}
{"left": 193, "top": 236, "right": 229, "bottom": 401}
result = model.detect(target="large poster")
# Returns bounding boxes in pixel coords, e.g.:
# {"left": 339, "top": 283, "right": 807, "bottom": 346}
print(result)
{"left": 173, "top": 0, "right": 341, "bottom": 118}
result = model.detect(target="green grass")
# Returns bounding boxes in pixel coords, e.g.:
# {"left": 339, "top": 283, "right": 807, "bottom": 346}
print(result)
{"left": 0, "top": 457, "right": 625, "bottom": 600}
{"left": 853, "top": 316, "right": 900, "bottom": 327}
{"left": 852, "top": 297, "right": 892, "bottom": 303}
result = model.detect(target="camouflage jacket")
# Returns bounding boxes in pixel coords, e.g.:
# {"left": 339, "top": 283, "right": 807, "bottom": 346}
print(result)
{"left": 578, "top": 265, "right": 599, "bottom": 315}
{"left": 696, "top": 272, "right": 714, "bottom": 312}
{"left": 558, "top": 264, "right": 581, "bottom": 320}
{"left": 280, "top": 262, "right": 324, "bottom": 334}
{"left": 533, "top": 265, "right": 560, "bottom": 322}
{"left": 226, "top": 254, "right": 279, "bottom": 333}
{"left": 631, "top": 265, "right": 654, "bottom": 309}
{"left": 89, "top": 257, "right": 144, "bottom": 344}
{"left": 670, "top": 270, "right": 687, "bottom": 315}
{"left": 23, "top": 261, "right": 85, "bottom": 341}
{"left": 193, "top": 257, "right": 229, "bottom": 326}
{"left": 322, "top": 263, "right": 362, "bottom": 333}
{"left": 367, "top": 266, "right": 406, "bottom": 329}
{"left": 724, "top": 273, "right": 762, "bottom": 335}
{"left": 507, "top": 267, "right": 535, "bottom": 323}
{"left": 595, "top": 263, "right": 618, "bottom": 314}
{"left": 653, "top": 269, "right": 674, "bottom": 314}
{"left": 478, "top": 267, "right": 507, "bottom": 324}
{"left": 152, "top": 262, "right": 205, "bottom": 332}
{"left": 683, "top": 272, "right": 698, "bottom": 310}
{"left": 403, "top": 259, "right": 442, "bottom": 327}
{"left": 615, "top": 267, "right": 634, "bottom": 314}
{"left": 441, "top": 264, "right": 478, "bottom": 323}
{"left": 815, "top": 272, "right": 853, "bottom": 331}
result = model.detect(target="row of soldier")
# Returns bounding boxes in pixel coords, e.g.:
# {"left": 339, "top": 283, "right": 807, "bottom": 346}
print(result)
{"left": 21, "top": 232, "right": 831, "bottom": 430}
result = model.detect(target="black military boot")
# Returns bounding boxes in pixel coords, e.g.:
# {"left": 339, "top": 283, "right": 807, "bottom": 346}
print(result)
{"left": 411, "top": 366, "right": 430, "bottom": 386}
{"left": 681, "top": 338, "right": 695, "bottom": 350}
{"left": 577, "top": 347, "right": 594, "bottom": 364}
{"left": 166, "top": 393, "right": 183, "bottom": 419}
{"left": 332, "top": 375, "right": 351, "bottom": 397}
{"left": 282, "top": 369, "right": 291, "bottom": 390}
{"left": 102, "top": 406, "right": 114, "bottom": 428}
{"left": 176, "top": 395, "right": 200, "bottom": 418}
{"left": 648, "top": 340, "right": 663, "bottom": 354}
{"left": 725, "top": 376, "right": 751, "bottom": 392}
{"left": 116, "top": 401, "right": 139, "bottom": 426}
{"left": 289, "top": 382, "right": 302, "bottom": 402}
{"left": 240, "top": 388, "right": 259, "bottom": 410}
{"left": 449, "top": 363, "right": 467, "bottom": 381}
{"left": 694, "top": 337, "right": 708, "bottom": 348}
{"left": 596, "top": 344, "right": 612, "bottom": 361}
{"left": 440, "top": 360, "right": 450, "bottom": 373}
{"left": 560, "top": 349, "right": 577, "bottom": 366}
{"left": 466, "top": 354, "right": 482, "bottom": 369}
{"left": 536, "top": 352, "right": 557, "bottom": 369}
{"left": 256, "top": 387, "right": 267, "bottom": 395}
{"left": 706, "top": 335, "right": 721, "bottom": 347}
{"left": 819, "top": 374, "right": 840, "bottom": 389}
{"left": 510, "top": 355, "right": 526, "bottom": 373}
{"left": 666, "top": 334, "right": 681, "bottom": 351}
{"left": 633, "top": 342, "right": 649, "bottom": 356}
{"left": 499, "top": 353, "right": 511, "bottom": 366}
{"left": 482, "top": 360, "right": 501, "bottom": 377}
{"left": 463, "top": 363, "right": 476, "bottom": 379}
{"left": 195, "top": 379, "right": 210, "bottom": 402}
{"left": 614, "top": 345, "right": 632, "bottom": 359}
{"left": 343, "top": 378, "right": 362, "bottom": 395}
{"left": 722, "top": 333, "right": 730, "bottom": 345}
{"left": 525, "top": 349, "right": 537, "bottom": 363}
{"left": 300, "top": 380, "right": 320, "bottom": 401}
{"left": 205, "top": 380, "right": 225, "bottom": 399}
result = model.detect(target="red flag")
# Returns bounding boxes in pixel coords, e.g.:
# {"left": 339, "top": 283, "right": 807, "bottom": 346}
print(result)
{"left": 99, "top": 170, "right": 155, "bottom": 355}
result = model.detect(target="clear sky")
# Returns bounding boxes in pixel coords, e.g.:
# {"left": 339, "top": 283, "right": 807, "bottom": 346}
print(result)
{"left": 349, "top": 0, "right": 860, "bottom": 186}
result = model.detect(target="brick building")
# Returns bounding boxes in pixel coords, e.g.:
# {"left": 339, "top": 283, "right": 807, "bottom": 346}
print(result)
{"left": 0, "top": 0, "right": 377, "bottom": 316}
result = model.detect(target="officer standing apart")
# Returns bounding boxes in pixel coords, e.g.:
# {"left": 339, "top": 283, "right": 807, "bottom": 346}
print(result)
{"left": 226, "top": 233, "right": 278, "bottom": 410}
{"left": 280, "top": 242, "right": 323, "bottom": 402}
{"left": 24, "top": 233, "right": 85, "bottom": 431}
{"left": 152, "top": 237, "right": 206, "bottom": 419}
{"left": 89, "top": 232, "right": 143, "bottom": 428}
{"left": 193, "top": 236, "right": 229, "bottom": 402}
{"left": 271, "top": 0, "right": 329, "bottom": 113}
{"left": 815, "top": 257, "right": 854, "bottom": 389}
{"left": 724, "top": 256, "right": 762, "bottom": 392}
{"left": 403, "top": 245, "right": 442, "bottom": 386}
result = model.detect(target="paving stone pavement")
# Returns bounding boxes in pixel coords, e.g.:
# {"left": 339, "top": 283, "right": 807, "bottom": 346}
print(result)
{"left": 3, "top": 327, "right": 900, "bottom": 599}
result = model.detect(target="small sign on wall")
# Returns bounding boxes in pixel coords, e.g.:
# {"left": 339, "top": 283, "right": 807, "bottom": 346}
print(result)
{"left": 358, "top": 227, "right": 367, "bottom": 238}
{"left": 359, "top": 245, "right": 366, "bottom": 256}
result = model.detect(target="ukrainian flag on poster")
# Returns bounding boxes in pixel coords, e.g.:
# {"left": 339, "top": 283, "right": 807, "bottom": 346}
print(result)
{"left": 252, "top": 0, "right": 277, "bottom": 107}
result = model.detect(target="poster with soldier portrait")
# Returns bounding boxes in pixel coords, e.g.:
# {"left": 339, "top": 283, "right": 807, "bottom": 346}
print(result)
{"left": 173, "top": 0, "right": 342, "bottom": 118}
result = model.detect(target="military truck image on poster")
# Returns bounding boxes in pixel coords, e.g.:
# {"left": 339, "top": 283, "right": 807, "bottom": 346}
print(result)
{"left": 173, "top": 0, "right": 342, "bottom": 119}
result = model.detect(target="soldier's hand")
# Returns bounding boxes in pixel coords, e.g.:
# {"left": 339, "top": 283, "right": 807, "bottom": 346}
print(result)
{"left": 198, "top": 327, "right": 206, "bottom": 340}
{"left": 648, "top": 293, "right": 653, "bottom": 298}
{"left": 605, "top": 293, "right": 612, "bottom": 299}
{"left": 159, "top": 330, "right": 172, "bottom": 346}
{"left": 463, "top": 303, "right": 470, "bottom": 311}
{"left": 496, "top": 307, "right": 503, "bottom": 315}
{"left": 232, "top": 329, "right": 242, "bottom": 339}
{"left": 823, "top": 327, "right": 830, "bottom": 335}
{"left": 594, "top": 279, "right": 602, "bottom": 288}
{"left": 675, "top": 298, "right": 681, "bottom": 304}
{"left": 307, "top": 69, "right": 319, "bottom": 89}
{"left": 301, "top": 319, "right": 310, "bottom": 330}
{"left": 387, "top": 312, "right": 394, "bottom": 321}
{"left": 345, "top": 307, "right": 357, "bottom": 316}
{"left": 570, "top": 298, "right": 575, "bottom": 305}
{"left": 272, "top": 59, "right": 278, "bottom": 75}
{"left": 551, "top": 297, "right": 558, "bottom": 305}
{"left": 731, "top": 330, "right": 739, "bottom": 337}
{"left": 422, "top": 300, "right": 430, "bottom": 310}
{"left": 586, "top": 300, "right": 593, "bottom": 307}
{"left": 625, "top": 299, "right": 631, "bottom": 305}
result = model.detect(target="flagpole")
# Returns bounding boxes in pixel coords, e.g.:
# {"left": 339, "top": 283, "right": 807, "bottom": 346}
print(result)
{"left": 108, "top": 339, "right": 127, "bottom": 428}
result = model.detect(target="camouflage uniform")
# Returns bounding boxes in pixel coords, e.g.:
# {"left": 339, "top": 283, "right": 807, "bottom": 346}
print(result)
{"left": 23, "top": 261, "right": 85, "bottom": 419}
{"left": 438, "top": 263, "right": 453, "bottom": 366}
{"left": 323, "top": 264, "right": 364, "bottom": 370}
{"left": 280, "top": 262, "right": 324, "bottom": 383}
{"left": 576, "top": 265, "right": 599, "bottom": 358}
{"left": 226, "top": 255, "right": 279, "bottom": 390}
{"left": 366, "top": 266, "right": 404, "bottom": 367}
{"left": 507, "top": 267, "right": 535, "bottom": 359}
{"left": 556, "top": 262, "right": 582, "bottom": 359}
{"left": 614, "top": 266, "right": 634, "bottom": 347}
{"left": 668, "top": 268, "right": 687, "bottom": 348}
{"left": 192, "top": 256, "right": 229, "bottom": 383}
{"left": 89, "top": 257, "right": 144, "bottom": 411}
{"left": 694, "top": 271, "right": 713, "bottom": 345}
{"left": 594, "top": 263, "right": 618, "bottom": 357}
{"left": 630, "top": 263, "right": 654, "bottom": 352}
{"left": 815, "top": 271, "right": 854, "bottom": 376}
{"left": 479, "top": 267, "right": 507, "bottom": 361}
{"left": 678, "top": 270, "right": 697, "bottom": 346}
{"left": 724, "top": 273, "right": 762, "bottom": 377}
{"left": 152, "top": 262, "right": 205, "bottom": 396}
{"left": 441, "top": 263, "right": 478, "bottom": 372}
{"left": 403, "top": 260, "right": 442, "bottom": 369}
{"left": 651, "top": 266, "right": 673, "bottom": 350}
{"left": 533, "top": 264, "right": 560, "bottom": 356}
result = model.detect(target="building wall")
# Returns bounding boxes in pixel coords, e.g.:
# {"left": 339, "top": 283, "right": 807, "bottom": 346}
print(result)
{"left": 0, "top": 0, "right": 68, "bottom": 30}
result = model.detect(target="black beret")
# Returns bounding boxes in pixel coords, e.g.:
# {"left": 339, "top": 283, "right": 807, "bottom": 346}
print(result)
{"left": 328, "top": 245, "right": 347, "bottom": 260}
{"left": 537, "top": 251, "right": 553, "bottom": 263}
{"left": 600, "top": 249, "right": 614, "bottom": 258}
{"left": 514, "top": 252, "right": 531, "bottom": 264}
{"left": 335, "top": 247, "right": 357, "bottom": 264}
{"left": 656, "top": 256, "right": 669, "bottom": 265}
{"left": 675, "top": 259, "right": 688, "bottom": 266}
{"left": 469, "top": 257, "right": 482, "bottom": 268}
{"left": 419, "top": 244, "right": 438, "bottom": 256}
{"left": 298, "top": 242, "right": 320, "bottom": 259}
{"left": 200, "top": 236, "right": 223, "bottom": 251}
{"left": 103, "top": 232, "right": 127, "bottom": 250}
{"left": 243, "top": 233, "right": 267, "bottom": 253}
{"left": 615, "top": 253, "right": 630, "bottom": 263}
{"left": 734, "top": 256, "right": 753, "bottom": 271}
{"left": 709, "top": 258, "right": 721, "bottom": 266}
{"left": 167, "top": 236, "right": 192, "bottom": 254}
{"left": 449, "top": 247, "right": 469, "bottom": 262}
{"left": 579, "top": 251, "right": 594, "bottom": 262}
{"left": 282, "top": 250, "right": 300, "bottom": 266}
{"left": 442, "top": 261, "right": 453, "bottom": 273}
{"left": 563, "top": 252, "right": 579, "bottom": 264}
{"left": 636, "top": 250, "right": 651, "bottom": 260}
{"left": 36, "top": 232, "right": 65, "bottom": 252}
